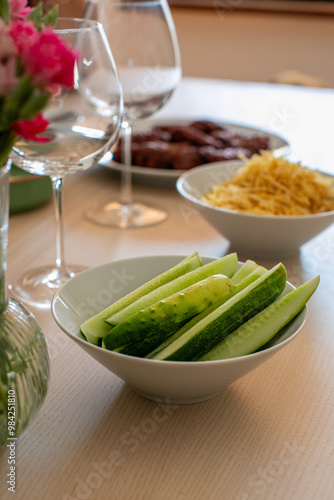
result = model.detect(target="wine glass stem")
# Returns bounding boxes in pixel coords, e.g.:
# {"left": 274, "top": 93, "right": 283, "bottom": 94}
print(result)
{"left": 120, "top": 118, "right": 133, "bottom": 207}
{"left": 51, "top": 176, "right": 68, "bottom": 274}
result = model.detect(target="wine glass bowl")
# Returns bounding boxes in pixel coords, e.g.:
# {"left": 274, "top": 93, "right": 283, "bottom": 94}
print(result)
{"left": 85, "top": 0, "right": 182, "bottom": 228}
{"left": 12, "top": 18, "right": 121, "bottom": 178}
{"left": 9, "top": 18, "right": 123, "bottom": 309}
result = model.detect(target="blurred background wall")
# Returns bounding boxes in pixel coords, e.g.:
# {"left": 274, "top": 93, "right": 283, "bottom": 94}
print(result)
{"left": 32, "top": 0, "right": 334, "bottom": 87}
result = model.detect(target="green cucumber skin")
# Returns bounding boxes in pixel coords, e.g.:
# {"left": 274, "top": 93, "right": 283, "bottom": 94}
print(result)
{"left": 103, "top": 274, "right": 235, "bottom": 351}
{"left": 116, "top": 329, "right": 176, "bottom": 358}
{"left": 80, "top": 252, "right": 202, "bottom": 345}
{"left": 148, "top": 265, "right": 267, "bottom": 359}
{"left": 200, "top": 275, "right": 320, "bottom": 361}
{"left": 154, "top": 263, "right": 287, "bottom": 362}
{"left": 106, "top": 253, "right": 238, "bottom": 326}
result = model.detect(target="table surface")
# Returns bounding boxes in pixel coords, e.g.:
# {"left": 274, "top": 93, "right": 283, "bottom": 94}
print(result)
{"left": 1, "top": 77, "right": 334, "bottom": 500}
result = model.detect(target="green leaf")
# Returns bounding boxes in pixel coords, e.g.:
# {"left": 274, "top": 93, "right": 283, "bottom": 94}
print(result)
{"left": 19, "top": 92, "right": 51, "bottom": 120}
{"left": 0, "top": 0, "right": 10, "bottom": 24}
{"left": 43, "top": 5, "right": 59, "bottom": 26}
{"left": 6, "top": 76, "right": 34, "bottom": 105}
{"left": 27, "top": 2, "right": 44, "bottom": 29}
{"left": 0, "top": 77, "right": 35, "bottom": 128}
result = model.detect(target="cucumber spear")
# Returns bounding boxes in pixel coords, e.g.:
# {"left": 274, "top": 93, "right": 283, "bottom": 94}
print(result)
{"left": 200, "top": 275, "right": 320, "bottom": 361}
{"left": 80, "top": 252, "right": 202, "bottom": 345}
{"left": 103, "top": 274, "right": 235, "bottom": 351}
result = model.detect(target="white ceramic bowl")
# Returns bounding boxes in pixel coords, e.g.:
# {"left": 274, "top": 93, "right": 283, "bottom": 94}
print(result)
{"left": 51, "top": 255, "right": 309, "bottom": 404}
{"left": 177, "top": 161, "right": 334, "bottom": 258}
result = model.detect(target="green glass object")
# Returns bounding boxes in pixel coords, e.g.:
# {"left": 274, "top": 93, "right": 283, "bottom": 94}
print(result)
{"left": 9, "top": 164, "right": 52, "bottom": 215}
{"left": 0, "top": 159, "right": 50, "bottom": 447}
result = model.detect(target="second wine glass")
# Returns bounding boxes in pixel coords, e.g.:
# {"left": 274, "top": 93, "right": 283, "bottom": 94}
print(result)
{"left": 85, "top": 0, "right": 182, "bottom": 229}
{"left": 8, "top": 18, "right": 123, "bottom": 309}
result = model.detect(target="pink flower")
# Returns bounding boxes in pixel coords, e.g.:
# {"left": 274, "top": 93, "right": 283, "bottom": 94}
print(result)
{"left": 0, "top": 57, "right": 17, "bottom": 95}
{"left": 9, "top": 23, "right": 77, "bottom": 93}
{"left": 12, "top": 114, "right": 50, "bottom": 142}
{"left": 10, "top": 0, "right": 32, "bottom": 22}
{"left": 9, "top": 20, "right": 38, "bottom": 55}
{"left": 0, "top": 20, "right": 17, "bottom": 56}
{"left": 23, "top": 28, "right": 77, "bottom": 92}
{"left": 0, "top": 20, "right": 18, "bottom": 94}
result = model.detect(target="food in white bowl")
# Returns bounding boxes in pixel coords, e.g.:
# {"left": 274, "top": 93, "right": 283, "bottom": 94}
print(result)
{"left": 51, "top": 254, "right": 318, "bottom": 404}
{"left": 201, "top": 152, "right": 334, "bottom": 216}
{"left": 176, "top": 154, "right": 334, "bottom": 258}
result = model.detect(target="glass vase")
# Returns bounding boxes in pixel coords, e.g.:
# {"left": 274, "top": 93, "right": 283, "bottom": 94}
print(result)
{"left": 0, "top": 159, "right": 50, "bottom": 447}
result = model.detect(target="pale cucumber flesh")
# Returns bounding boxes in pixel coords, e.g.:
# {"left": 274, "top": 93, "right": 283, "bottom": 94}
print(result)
{"left": 152, "top": 263, "right": 287, "bottom": 361}
{"left": 103, "top": 274, "right": 235, "bottom": 351}
{"left": 231, "top": 260, "right": 260, "bottom": 284}
{"left": 80, "top": 252, "right": 202, "bottom": 345}
{"left": 200, "top": 275, "right": 320, "bottom": 361}
{"left": 106, "top": 253, "right": 238, "bottom": 326}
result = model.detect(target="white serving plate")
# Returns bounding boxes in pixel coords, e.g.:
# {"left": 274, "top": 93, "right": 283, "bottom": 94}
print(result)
{"left": 100, "top": 118, "right": 290, "bottom": 184}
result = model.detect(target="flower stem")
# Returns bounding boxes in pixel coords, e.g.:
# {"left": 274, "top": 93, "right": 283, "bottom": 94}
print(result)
{"left": 0, "top": 158, "right": 10, "bottom": 314}
{"left": 0, "top": 132, "right": 16, "bottom": 168}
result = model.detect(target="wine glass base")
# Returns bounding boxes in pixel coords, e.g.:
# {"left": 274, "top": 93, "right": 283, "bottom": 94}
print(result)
{"left": 8, "top": 264, "right": 87, "bottom": 310}
{"left": 85, "top": 201, "right": 168, "bottom": 229}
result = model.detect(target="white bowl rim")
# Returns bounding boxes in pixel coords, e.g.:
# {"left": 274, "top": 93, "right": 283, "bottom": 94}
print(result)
{"left": 176, "top": 161, "right": 334, "bottom": 221}
{"left": 51, "top": 254, "right": 308, "bottom": 367}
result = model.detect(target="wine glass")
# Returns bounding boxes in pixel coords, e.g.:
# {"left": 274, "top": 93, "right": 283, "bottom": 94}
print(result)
{"left": 8, "top": 18, "right": 123, "bottom": 309}
{"left": 85, "top": 0, "right": 182, "bottom": 228}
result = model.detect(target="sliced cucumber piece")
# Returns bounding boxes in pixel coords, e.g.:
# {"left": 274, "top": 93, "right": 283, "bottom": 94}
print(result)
{"left": 200, "top": 275, "right": 320, "bottom": 361}
{"left": 231, "top": 260, "right": 261, "bottom": 284}
{"left": 152, "top": 263, "right": 287, "bottom": 361}
{"left": 80, "top": 252, "right": 202, "bottom": 345}
{"left": 103, "top": 274, "right": 235, "bottom": 351}
{"left": 147, "top": 265, "right": 267, "bottom": 358}
{"left": 106, "top": 253, "right": 238, "bottom": 326}
{"left": 115, "top": 329, "right": 176, "bottom": 358}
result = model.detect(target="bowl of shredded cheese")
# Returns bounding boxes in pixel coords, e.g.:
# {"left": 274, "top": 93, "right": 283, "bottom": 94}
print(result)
{"left": 177, "top": 152, "right": 334, "bottom": 257}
